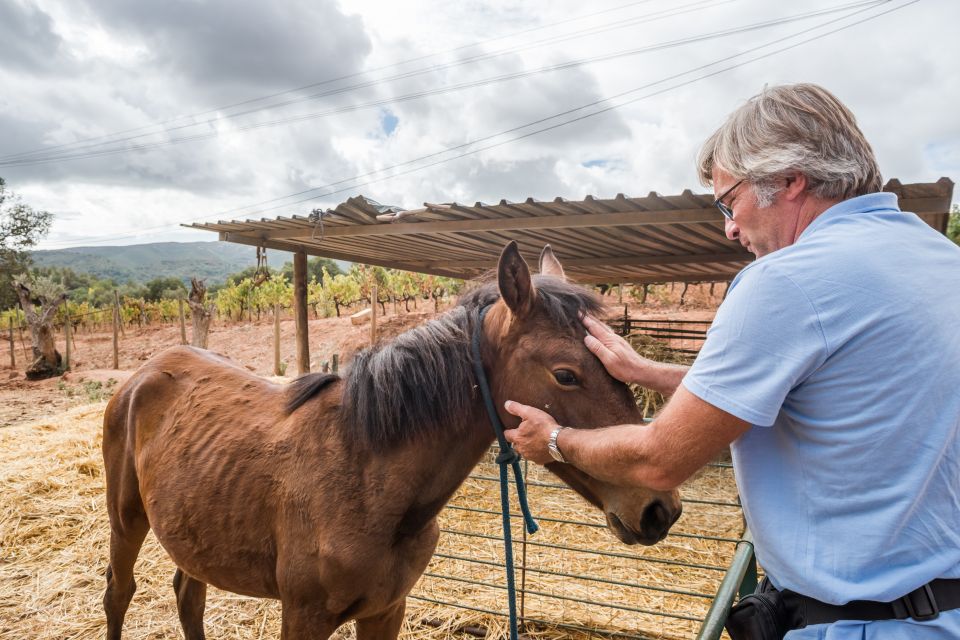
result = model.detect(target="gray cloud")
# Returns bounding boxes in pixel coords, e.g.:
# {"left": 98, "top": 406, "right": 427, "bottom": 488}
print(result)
{"left": 2, "top": 0, "right": 956, "bottom": 252}
{"left": 81, "top": 0, "right": 372, "bottom": 104}
{"left": 0, "top": 0, "right": 67, "bottom": 73}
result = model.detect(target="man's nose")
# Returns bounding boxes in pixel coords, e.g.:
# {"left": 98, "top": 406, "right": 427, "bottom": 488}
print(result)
{"left": 724, "top": 217, "right": 740, "bottom": 241}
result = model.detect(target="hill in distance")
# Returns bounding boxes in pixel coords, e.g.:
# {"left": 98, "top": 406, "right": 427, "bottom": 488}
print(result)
{"left": 30, "top": 241, "right": 299, "bottom": 286}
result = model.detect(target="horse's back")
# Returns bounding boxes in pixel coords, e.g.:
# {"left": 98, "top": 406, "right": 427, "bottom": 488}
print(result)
{"left": 102, "top": 345, "right": 301, "bottom": 596}
{"left": 105, "top": 345, "right": 261, "bottom": 449}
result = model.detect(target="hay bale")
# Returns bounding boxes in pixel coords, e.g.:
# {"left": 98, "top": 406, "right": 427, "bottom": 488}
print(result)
{"left": 0, "top": 405, "right": 742, "bottom": 639}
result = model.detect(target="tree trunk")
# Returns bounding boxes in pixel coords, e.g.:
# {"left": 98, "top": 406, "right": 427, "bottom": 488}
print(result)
{"left": 188, "top": 278, "right": 213, "bottom": 349}
{"left": 13, "top": 282, "right": 65, "bottom": 380}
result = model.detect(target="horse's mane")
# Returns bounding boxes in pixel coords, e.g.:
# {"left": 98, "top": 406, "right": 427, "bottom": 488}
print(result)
{"left": 288, "top": 276, "right": 604, "bottom": 451}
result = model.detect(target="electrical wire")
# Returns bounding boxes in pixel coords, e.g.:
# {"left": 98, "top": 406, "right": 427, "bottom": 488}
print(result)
{"left": 34, "top": 0, "right": 919, "bottom": 250}
{"left": 0, "top": 0, "right": 719, "bottom": 163}
{"left": 1, "top": 0, "right": 887, "bottom": 168}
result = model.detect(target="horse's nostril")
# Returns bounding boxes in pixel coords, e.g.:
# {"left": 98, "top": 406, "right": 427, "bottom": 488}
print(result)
{"left": 641, "top": 500, "right": 676, "bottom": 538}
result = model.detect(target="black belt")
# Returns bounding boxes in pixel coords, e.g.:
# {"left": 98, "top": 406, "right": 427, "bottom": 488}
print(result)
{"left": 779, "top": 578, "right": 960, "bottom": 627}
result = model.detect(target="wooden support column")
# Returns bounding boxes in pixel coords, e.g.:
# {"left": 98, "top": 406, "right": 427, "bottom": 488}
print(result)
{"left": 273, "top": 303, "right": 282, "bottom": 376}
{"left": 293, "top": 251, "right": 310, "bottom": 375}
{"left": 370, "top": 285, "right": 378, "bottom": 346}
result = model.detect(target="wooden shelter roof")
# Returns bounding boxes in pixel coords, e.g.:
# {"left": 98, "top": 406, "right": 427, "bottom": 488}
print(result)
{"left": 188, "top": 178, "right": 954, "bottom": 284}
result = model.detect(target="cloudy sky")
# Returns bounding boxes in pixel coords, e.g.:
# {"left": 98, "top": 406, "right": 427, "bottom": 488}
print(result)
{"left": 1, "top": 0, "right": 957, "bottom": 250}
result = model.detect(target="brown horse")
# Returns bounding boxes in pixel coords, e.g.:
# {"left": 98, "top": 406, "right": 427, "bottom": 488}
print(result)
{"left": 101, "top": 242, "right": 682, "bottom": 639}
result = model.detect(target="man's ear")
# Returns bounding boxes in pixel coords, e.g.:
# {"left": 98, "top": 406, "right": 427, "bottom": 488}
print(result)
{"left": 539, "top": 245, "right": 566, "bottom": 280}
{"left": 498, "top": 241, "right": 535, "bottom": 317}
{"left": 782, "top": 172, "right": 808, "bottom": 202}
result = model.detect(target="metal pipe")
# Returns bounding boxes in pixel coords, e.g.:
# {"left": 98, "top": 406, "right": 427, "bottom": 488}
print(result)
{"left": 695, "top": 529, "right": 756, "bottom": 640}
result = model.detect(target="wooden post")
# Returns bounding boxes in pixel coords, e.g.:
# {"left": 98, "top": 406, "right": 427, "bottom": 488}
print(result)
{"left": 370, "top": 285, "right": 378, "bottom": 346}
{"left": 273, "top": 303, "right": 282, "bottom": 376}
{"left": 392, "top": 294, "right": 398, "bottom": 315}
{"left": 618, "top": 284, "right": 624, "bottom": 304}
{"left": 18, "top": 320, "right": 27, "bottom": 359}
{"left": 623, "top": 304, "right": 631, "bottom": 336}
{"left": 293, "top": 251, "right": 310, "bottom": 375}
{"left": 8, "top": 318, "right": 14, "bottom": 368}
{"left": 112, "top": 302, "right": 119, "bottom": 369}
{"left": 64, "top": 315, "right": 72, "bottom": 371}
{"left": 178, "top": 299, "right": 187, "bottom": 345}
{"left": 332, "top": 353, "right": 339, "bottom": 374}
{"left": 114, "top": 291, "right": 126, "bottom": 338}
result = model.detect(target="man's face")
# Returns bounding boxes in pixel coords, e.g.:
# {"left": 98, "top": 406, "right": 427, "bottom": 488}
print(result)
{"left": 712, "top": 169, "right": 794, "bottom": 258}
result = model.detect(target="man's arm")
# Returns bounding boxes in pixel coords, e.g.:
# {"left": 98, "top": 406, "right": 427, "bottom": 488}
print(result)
{"left": 582, "top": 315, "right": 688, "bottom": 395}
{"left": 504, "top": 384, "right": 750, "bottom": 491}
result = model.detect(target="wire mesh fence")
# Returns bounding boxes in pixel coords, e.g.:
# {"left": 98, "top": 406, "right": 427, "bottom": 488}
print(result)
{"left": 410, "top": 448, "right": 742, "bottom": 639}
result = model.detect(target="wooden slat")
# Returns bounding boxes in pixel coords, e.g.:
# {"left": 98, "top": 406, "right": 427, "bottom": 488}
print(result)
{"left": 235, "top": 208, "right": 723, "bottom": 240}
{"left": 421, "top": 252, "right": 749, "bottom": 270}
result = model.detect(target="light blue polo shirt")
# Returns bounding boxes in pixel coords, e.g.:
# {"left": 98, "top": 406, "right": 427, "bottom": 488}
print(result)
{"left": 683, "top": 193, "right": 960, "bottom": 638}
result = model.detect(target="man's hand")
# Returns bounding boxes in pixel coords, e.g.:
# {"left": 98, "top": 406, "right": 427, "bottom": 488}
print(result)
{"left": 583, "top": 315, "right": 688, "bottom": 396}
{"left": 582, "top": 315, "right": 647, "bottom": 384}
{"left": 503, "top": 400, "right": 560, "bottom": 465}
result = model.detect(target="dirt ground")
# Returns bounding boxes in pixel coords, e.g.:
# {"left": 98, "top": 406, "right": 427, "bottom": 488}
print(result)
{"left": 0, "top": 298, "right": 715, "bottom": 430}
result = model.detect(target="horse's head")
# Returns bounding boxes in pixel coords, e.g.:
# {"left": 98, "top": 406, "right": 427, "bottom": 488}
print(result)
{"left": 484, "top": 241, "right": 681, "bottom": 545}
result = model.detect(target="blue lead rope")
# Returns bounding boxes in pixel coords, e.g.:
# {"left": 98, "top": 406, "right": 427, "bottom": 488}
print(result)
{"left": 471, "top": 304, "right": 539, "bottom": 640}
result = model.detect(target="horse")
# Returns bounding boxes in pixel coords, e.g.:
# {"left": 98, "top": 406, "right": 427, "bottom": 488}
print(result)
{"left": 101, "top": 241, "right": 682, "bottom": 639}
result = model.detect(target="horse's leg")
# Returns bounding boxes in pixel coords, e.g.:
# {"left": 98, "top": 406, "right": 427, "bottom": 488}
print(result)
{"left": 278, "top": 602, "right": 337, "bottom": 640}
{"left": 355, "top": 600, "right": 406, "bottom": 640}
{"left": 103, "top": 514, "right": 149, "bottom": 640}
{"left": 173, "top": 568, "right": 208, "bottom": 640}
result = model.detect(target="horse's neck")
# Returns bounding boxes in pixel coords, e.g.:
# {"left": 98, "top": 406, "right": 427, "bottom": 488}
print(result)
{"left": 371, "top": 407, "right": 496, "bottom": 541}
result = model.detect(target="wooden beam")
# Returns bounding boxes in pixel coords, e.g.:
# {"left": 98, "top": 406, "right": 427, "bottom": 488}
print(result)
{"left": 293, "top": 251, "right": 310, "bottom": 375}
{"left": 421, "top": 251, "right": 750, "bottom": 270}
{"left": 234, "top": 208, "right": 724, "bottom": 240}
{"left": 571, "top": 273, "right": 737, "bottom": 286}
{"left": 218, "top": 232, "right": 464, "bottom": 278}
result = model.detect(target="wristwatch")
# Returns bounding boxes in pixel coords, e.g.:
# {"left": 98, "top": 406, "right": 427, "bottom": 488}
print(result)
{"left": 548, "top": 427, "right": 568, "bottom": 463}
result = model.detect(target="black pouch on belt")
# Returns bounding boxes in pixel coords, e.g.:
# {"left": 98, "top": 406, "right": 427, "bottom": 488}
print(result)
{"left": 724, "top": 577, "right": 798, "bottom": 640}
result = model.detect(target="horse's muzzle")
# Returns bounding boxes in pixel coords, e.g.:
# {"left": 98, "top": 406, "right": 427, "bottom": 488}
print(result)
{"left": 606, "top": 500, "right": 682, "bottom": 546}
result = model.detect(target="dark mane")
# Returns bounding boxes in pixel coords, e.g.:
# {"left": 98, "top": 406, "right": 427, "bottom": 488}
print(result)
{"left": 339, "top": 275, "right": 605, "bottom": 451}
{"left": 285, "top": 373, "right": 340, "bottom": 414}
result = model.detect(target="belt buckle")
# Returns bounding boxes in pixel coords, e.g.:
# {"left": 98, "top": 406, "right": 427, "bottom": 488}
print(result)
{"left": 900, "top": 583, "right": 940, "bottom": 622}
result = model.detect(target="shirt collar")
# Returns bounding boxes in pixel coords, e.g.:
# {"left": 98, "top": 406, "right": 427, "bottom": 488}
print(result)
{"left": 798, "top": 192, "right": 900, "bottom": 241}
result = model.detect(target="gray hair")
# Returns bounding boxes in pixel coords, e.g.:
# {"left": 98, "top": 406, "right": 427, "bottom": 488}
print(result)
{"left": 697, "top": 83, "right": 882, "bottom": 206}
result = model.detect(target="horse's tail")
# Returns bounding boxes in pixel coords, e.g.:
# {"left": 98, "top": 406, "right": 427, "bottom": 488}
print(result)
{"left": 102, "top": 378, "right": 148, "bottom": 530}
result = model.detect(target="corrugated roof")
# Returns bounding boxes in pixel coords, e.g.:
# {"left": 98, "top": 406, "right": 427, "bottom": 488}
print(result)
{"left": 186, "top": 178, "right": 954, "bottom": 283}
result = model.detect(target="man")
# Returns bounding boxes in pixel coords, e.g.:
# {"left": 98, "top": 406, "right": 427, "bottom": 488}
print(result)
{"left": 504, "top": 83, "right": 960, "bottom": 638}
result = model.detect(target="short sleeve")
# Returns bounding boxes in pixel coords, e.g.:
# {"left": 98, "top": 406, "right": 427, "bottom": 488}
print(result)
{"left": 682, "top": 263, "right": 828, "bottom": 426}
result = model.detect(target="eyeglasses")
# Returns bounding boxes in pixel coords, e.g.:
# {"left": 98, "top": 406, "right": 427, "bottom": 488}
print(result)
{"left": 713, "top": 179, "right": 744, "bottom": 220}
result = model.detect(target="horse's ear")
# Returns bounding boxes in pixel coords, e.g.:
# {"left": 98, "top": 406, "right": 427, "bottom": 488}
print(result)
{"left": 539, "top": 245, "right": 566, "bottom": 280}
{"left": 498, "top": 241, "right": 535, "bottom": 317}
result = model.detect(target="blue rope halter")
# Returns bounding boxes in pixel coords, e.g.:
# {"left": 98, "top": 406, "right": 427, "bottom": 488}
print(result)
{"left": 470, "top": 304, "right": 539, "bottom": 640}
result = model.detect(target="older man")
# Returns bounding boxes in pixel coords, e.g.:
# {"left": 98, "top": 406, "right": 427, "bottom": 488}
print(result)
{"left": 504, "top": 84, "right": 960, "bottom": 638}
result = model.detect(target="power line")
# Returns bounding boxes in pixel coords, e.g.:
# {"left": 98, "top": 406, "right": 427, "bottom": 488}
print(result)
{"left": 35, "top": 0, "right": 917, "bottom": 250}
{"left": 0, "top": 0, "right": 884, "bottom": 168}
{"left": 0, "top": 0, "right": 711, "bottom": 163}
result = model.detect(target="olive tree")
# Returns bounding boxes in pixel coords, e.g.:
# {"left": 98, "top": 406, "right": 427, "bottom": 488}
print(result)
{"left": 2, "top": 177, "right": 53, "bottom": 311}
{"left": 12, "top": 273, "right": 66, "bottom": 379}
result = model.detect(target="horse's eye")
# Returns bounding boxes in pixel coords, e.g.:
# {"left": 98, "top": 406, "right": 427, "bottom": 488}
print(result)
{"left": 553, "top": 369, "right": 579, "bottom": 386}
